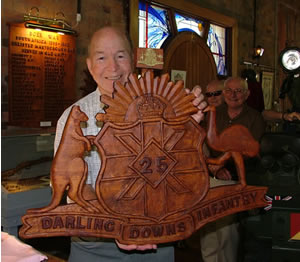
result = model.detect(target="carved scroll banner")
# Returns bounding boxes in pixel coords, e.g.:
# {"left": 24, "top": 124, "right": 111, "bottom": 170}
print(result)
{"left": 20, "top": 71, "right": 268, "bottom": 244}
{"left": 8, "top": 23, "right": 76, "bottom": 127}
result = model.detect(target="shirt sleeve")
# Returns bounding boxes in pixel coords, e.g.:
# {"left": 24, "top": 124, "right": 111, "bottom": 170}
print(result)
{"left": 54, "top": 107, "right": 72, "bottom": 155}
{"left": 250, "top": 112, "right": 266, "bottom": 142}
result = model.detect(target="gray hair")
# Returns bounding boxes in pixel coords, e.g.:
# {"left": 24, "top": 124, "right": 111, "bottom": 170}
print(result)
{"left": 224, "top": 77, "right": 248, "bottom": 91}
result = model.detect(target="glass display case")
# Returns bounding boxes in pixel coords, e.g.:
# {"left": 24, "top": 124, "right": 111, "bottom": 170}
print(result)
{"left": 1, "top": 132, "right": 55, "bottom": 237}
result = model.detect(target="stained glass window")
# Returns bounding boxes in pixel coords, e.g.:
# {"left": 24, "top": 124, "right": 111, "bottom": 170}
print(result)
{"left": 175, "top": 13, "right": 205, "bottom": 37}
{"left": 139, "top": 2, "right": 171, "bottom": 48}
{"left": 207, "top": 24, "right": 227, "bottom": 76}
{"left": 138, "top": 1, "right": 229, "bottom": 76}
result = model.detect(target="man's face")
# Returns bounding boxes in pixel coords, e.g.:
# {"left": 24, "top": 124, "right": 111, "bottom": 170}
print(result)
{"left": 223, "top": 78, "right": 249, "bottom": 110}
{"left": 206, "top": 82, "right": 224, "bottom": 107}
{"left": 86, "top": 28, "right": 133, "bottom": 97}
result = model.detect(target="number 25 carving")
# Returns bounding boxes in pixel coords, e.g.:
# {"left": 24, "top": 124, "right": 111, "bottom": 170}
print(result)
{"left": 139, "top": 156, "right": 168, "bottom": 174}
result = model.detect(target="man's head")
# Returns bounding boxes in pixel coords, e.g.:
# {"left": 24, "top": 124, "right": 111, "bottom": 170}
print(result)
{"left": 205, "top": 80, "right": 224, "bottom": 107}
{"left": 86, "top": 26, "right": 134, "bottom": 97}
{"left": 223, "top": 77, "right": 250, "bottom": 110}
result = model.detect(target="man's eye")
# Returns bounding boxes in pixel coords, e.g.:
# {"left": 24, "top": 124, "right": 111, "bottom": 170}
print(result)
{"left": 97, "top": 56, "right": 104, "bottom": 61}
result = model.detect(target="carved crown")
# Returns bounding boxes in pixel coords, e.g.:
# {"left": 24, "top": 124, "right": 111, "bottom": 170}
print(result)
{"left": 137, "top": 95, "right": 165, "bottom": 118}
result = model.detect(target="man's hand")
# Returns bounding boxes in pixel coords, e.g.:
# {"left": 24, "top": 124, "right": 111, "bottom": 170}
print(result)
{"left": 115, "top": 240, "right": 157, "bottom": 251}
{"left": 186, "top": 85, "right": 207, "bottom": 123}
{"left": 285, "top": 112, "right": 300, "bottom": 121}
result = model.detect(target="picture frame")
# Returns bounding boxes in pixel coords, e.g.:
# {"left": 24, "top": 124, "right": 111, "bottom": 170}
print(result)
{"left": 171, "top": 70, "right": 187, "bottom": 86}
{"left": 261, "top": 71, "right": 274, "bottom": 110}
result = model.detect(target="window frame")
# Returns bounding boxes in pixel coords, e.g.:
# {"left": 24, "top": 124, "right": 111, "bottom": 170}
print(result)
{"left": 129, "top": 0, "right": 238, "bottom": 76}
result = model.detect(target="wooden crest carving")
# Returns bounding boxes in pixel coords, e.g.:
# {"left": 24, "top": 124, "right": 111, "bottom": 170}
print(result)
{"left": 20, "top": 71, "right": 268, "bottom": 244}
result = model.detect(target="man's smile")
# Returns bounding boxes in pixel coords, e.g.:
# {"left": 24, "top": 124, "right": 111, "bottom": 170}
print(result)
{"left": 105, "top": 75, "right": 122, "bottom": 81}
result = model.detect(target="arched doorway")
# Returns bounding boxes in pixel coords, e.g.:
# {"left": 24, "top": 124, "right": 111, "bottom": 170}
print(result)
{"left": 163, "top": 32, "right": 217, "bottom": 91}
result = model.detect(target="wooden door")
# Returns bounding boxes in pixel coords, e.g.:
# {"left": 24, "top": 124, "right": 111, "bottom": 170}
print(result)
{"left": 163, "top": 32, "right": 217, "bottom": 91}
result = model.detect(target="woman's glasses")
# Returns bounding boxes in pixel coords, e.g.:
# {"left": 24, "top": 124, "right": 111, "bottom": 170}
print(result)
{"left": 205, "top": 90, "right": 222, "bottom": 97}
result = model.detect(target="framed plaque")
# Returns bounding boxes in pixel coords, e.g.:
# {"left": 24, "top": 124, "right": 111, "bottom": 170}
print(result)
{"left": 261, "top": 71, "right": 274, "bottom": 110}
{"left": 8, "top": 23, "right": 76, "bottom": 128}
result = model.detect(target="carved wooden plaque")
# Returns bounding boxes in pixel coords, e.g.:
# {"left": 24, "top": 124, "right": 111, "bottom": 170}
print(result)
{"left": 8, "top": 23, "right": 76, "bottom": 128}
{"left": 135, "top": 47, "right": 164, "bottom": 70}
{"left": 20, "top": 71, "right": 268, "bottom": 244}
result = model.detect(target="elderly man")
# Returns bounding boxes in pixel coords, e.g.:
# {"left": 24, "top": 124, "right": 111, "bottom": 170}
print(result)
{"left": 54, "top": 26, "right": 207, "bottom": 262}
{"left": 213, "top": 77, "right": 265, "bottom": 185}
{"left": 200, "top": 79, "right": 239, "bottom": 262}
{"left": 200, "top": 77, "right": 265, "bottom": 262}
{"left": 216, "top": 77, "right": 265, "bottom": 141}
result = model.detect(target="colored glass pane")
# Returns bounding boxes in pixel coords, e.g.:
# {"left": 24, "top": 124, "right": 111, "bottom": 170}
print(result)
{"left": 207, "top": 24, "right": 227, "bottom": 75}
{"left": 139, "top": 2, "right": 170, "bottom": 48}
{"left": 175, "top": 13, "right": 205, "bottom": 37}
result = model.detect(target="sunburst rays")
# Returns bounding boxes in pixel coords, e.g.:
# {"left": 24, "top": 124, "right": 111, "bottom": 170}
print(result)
{"left": 97, "top": 70, "right": 198, "bottom": 123}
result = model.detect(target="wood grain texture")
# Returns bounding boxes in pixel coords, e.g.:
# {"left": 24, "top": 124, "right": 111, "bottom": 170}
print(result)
{"left": 19, "top": 71, "right": 267, "bottom": 244}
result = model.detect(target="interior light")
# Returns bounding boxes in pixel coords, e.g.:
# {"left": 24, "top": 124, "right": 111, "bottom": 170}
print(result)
{"left": 25, "top": 22, "right": 76, "bottom": 35}
{"left": 254, "top": 45, "right": 264, "bottom": 58}
{"left": 24, "top": 7, "right": 77, "bottom": 36}
{"left": 278, "top": 47, "right": 300, "bottom": 101}
{"left": 279, "top": 47, "right": 300, "bottom": 74}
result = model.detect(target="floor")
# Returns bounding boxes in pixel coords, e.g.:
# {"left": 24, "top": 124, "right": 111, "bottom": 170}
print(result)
{"left": 21, "top": 229, "right": 272, "bottom": 262}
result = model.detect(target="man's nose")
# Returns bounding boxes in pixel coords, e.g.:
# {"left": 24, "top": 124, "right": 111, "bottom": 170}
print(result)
{"left": 107, "top": 57, "right": 118, "bottom": 71}
{"left": 231, "top": 90, "right": 237, "bottom": 97}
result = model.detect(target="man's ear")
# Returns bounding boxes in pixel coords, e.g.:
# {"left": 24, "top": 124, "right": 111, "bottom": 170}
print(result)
{"left": 86, "top": 57, "right": 92, "bottom": 76}
{"left": 245, "top": 89, "right": 250, "bottom": 99}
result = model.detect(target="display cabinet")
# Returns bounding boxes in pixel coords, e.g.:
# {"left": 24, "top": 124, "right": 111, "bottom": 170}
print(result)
{"left": 1, "top": 133, "right": 54, "bottom": 237}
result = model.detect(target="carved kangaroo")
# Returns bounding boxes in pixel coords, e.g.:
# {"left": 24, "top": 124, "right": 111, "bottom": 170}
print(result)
{"left": 28, "top": 105, "right": 98, "bottom": 213}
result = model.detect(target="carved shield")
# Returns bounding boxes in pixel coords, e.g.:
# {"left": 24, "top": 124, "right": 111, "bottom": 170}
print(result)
{"left": 93, "top": 71, "right": 209, "bottom": 223}
{"left": 94, "top": 117, "right": 208, "bottom": 222}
